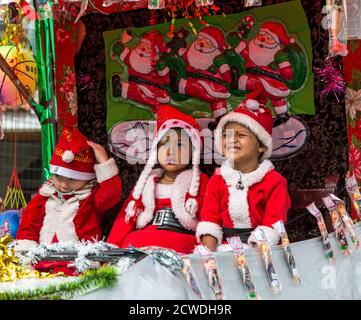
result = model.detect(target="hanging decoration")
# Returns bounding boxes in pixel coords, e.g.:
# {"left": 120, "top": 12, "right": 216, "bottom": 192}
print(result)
{"left": 326, "top": 0, "right": 348, "bottom": 56}
{"left": 148, "top": 0, "right": 222, "bottom": 38}
{"left": 315, "top": 57, "right": 345, "bottom": 103}
{"left": 244, "top": 0, "right": 262, "bottom": 7}
{"left": 0, "top": 2, "right": 37, "bottom": 108}
{"left": 74, "top": 0, "right": 109, "bottom": 24}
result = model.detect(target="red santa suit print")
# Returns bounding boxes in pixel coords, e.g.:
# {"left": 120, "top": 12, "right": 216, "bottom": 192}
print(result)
{"left": 113, "top": 30, "right": 170, "bottom": 113}
{"left": 235, "top": 22, "right": 295, "bottom": 115}
{"left": 177, "top": 26, "right": 232, "bottom": 119}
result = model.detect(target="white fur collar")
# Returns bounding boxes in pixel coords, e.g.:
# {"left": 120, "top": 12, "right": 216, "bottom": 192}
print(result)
{"left": 136, "top": 169, "right": 198, "bottom": 231}
{"left": 39, "top": 181, "right": 92, "bottom": 201}
{"left": 220, "top": 159, "right": 274, "bottom": 228}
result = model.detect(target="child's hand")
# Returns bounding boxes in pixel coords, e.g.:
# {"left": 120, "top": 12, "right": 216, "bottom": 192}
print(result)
{"left": 87, "top": 141, "right": 109, "bottom": 164}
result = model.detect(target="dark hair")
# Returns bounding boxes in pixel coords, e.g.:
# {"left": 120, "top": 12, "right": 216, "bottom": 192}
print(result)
{"left": 155, "top": 127, "right": 193, "bottom": 169}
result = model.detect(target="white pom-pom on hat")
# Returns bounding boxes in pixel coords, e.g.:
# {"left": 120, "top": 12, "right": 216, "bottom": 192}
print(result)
{"left": 245, "top": 99, "right": 260, "bottom": 111}
{"left": 62, "top": 150, "right": 75, "bottom": 163}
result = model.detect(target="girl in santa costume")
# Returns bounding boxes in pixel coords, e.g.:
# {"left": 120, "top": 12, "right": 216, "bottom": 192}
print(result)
{"left": 15, "top": 127, "right": 122, "bottom": 271}
{"left": 196, "top": 100, "right": 291, "bottom": 251}
{"left": 107, "top": 105, "right": 209, "bottom": 254}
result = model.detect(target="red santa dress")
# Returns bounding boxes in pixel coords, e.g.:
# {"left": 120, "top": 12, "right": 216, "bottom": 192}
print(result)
{"left": 107, "top": 105, "right": 208, "bottom": 254}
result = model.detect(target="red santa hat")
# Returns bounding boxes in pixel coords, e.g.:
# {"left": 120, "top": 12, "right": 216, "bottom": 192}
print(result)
{"left": 215, "top": 99, "right": 273, "bottom": 160}
{"left": 198, "top": 26, "right": 229, "bottom": 51}
{"left": 126, "top": 105, "right": 202, "bottom": 219}
{"left": 49, "top": 127, "right": 96, "bottom": 181}
{"left": 259, "top": 21, "right": 294, "bottom": 46}
{"left": 142, "top": 30, "right": 168, "bottom": 53}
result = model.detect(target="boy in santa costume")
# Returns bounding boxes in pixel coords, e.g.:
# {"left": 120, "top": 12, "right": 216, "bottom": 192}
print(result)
{"left": 107, "top": 105, "right": 209, "bottom": 254}
{"left": 196, "top": 100, "right": 291, "bottom": 251}
{"left": 15, "top": 127, "right": 122, "bottom": 255}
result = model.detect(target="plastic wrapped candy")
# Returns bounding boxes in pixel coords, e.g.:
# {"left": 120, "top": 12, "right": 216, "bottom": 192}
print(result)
{"left": 196, "top": 245, "right": 223, "bottom": 300}
{"left": 272, "top": 221, "right": 301, "bottom": 285}
{"left": 226, "top": 236, "right": 260, "bottom": 300}
{"left": 345, "top": 173, "right": 361, "bottom": 220}
{"left": 306, "top": 202, "right": 336, "bottom": 264}
{"left": 330, "top": 194, "right": 360, "bottom": 249}
{"left": 323, "top": 196, "right": 351, "bottom": 256}
{"left": 326, "top": 0, "right": 348, "bottom": 56}
{"left": 245, "top": 0, "right": 262, "bottom": 7}
{"left": 251, "top": 228, "right": 282, "bottom": 294}
{"left": 182, "top": 257, "right": 203, "bottom": 299}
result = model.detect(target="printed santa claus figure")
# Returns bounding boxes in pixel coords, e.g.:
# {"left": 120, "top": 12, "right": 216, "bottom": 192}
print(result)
{"left": 174, "top": 26, "right": 232, "bottom": 119}
{"left": 232, "top": 21, "right": 296, "bottom": 115}
{"left": 112, "top": 30, "right": 170, "bottom": 113}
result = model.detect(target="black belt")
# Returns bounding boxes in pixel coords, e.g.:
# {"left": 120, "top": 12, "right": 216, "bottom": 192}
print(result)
{"left": 153, "top": 208, "right": 195, "bottom": 235}
{"left": 222, "top": 227, "right": 255, "bottom": 243}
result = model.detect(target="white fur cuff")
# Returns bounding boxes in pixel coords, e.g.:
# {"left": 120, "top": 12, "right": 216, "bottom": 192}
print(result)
{"left": 94, "top": 158, "right": 119, "bottom": 183}
{"left": 196, "top": 221, "right": 223, "bottom": 245}
{"left": 247, "top": 225, "right": 280, "bottom": 246}
{"left": 15, "top": 239, "right": 38, "bottom": 252}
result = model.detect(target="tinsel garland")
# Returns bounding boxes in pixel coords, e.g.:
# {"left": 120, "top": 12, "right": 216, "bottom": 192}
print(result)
{"left": 315, "top": 57, "right": 345, "bottom": 102}
{"left": 0, "top": 265, "right": 118, "bottom": 300}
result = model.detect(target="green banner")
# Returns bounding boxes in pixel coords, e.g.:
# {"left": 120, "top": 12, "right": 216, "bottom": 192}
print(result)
{"left": 104, "top": 0, "right": 314, "bottom": 132}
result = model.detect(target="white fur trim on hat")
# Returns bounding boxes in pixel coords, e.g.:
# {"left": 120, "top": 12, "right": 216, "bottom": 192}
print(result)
{"left": 196, "top": 221, "right": 223, "bottom": 245}
{"left": 215, "top": 112, "right": 273, "bottom": 160}
{"left": 62, "top": 150, "right": 75, "bottom": 163}
{"left": 94, "top": 158, "right": 119, "bottom": 183}
{"left": 248, "top": 225, "right": 280, "bottom": 246}
{"left": 50, "top": 164, "right": 96, "bottom": 181}
{"left": 14, "top": 239, "right": 38, "bottom": 252}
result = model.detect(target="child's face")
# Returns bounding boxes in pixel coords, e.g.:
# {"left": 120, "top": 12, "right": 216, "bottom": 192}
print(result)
{"left": 221, "top": 122, "right": 266, "bottom": 164}
{"left": 52, "top": 174, "right": 89, "bottom": 193}
{"left": 157, "top": 129, "right": 192, "bottom": 173}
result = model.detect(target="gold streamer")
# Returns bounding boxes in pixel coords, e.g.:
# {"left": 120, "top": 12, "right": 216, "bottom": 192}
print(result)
{"left": 0, "top": 235, "right": 63, "bottom": 282}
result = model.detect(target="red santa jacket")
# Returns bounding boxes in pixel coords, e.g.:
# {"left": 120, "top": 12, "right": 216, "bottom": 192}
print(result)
{"left": 107, "top": 169, "right": 209, "bottom": 254}
{"left": 196, "top": 160, "right": 291, "bottom": 246}
{"left": 16, "top": 158, "right": 122, "bottom": 251}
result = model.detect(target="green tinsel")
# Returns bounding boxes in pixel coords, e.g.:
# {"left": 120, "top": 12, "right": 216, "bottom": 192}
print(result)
{"left": 0, "top": 265, "right": 118, "bottom": 300}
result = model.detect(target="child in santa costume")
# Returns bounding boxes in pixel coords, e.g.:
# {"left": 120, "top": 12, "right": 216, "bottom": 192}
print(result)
{"left": 107, "top": 105, "right": 209, "bottom": 254}
{"left": 196, "top": 100, "right": 291, "bottom": 251}
{"left": 15, "top": 127, "right": 122, "bottom": 258}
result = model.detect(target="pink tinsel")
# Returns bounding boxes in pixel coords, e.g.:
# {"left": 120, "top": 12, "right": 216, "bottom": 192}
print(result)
{"left": 315, "top": 58, "right": 345, "bottom": 103}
